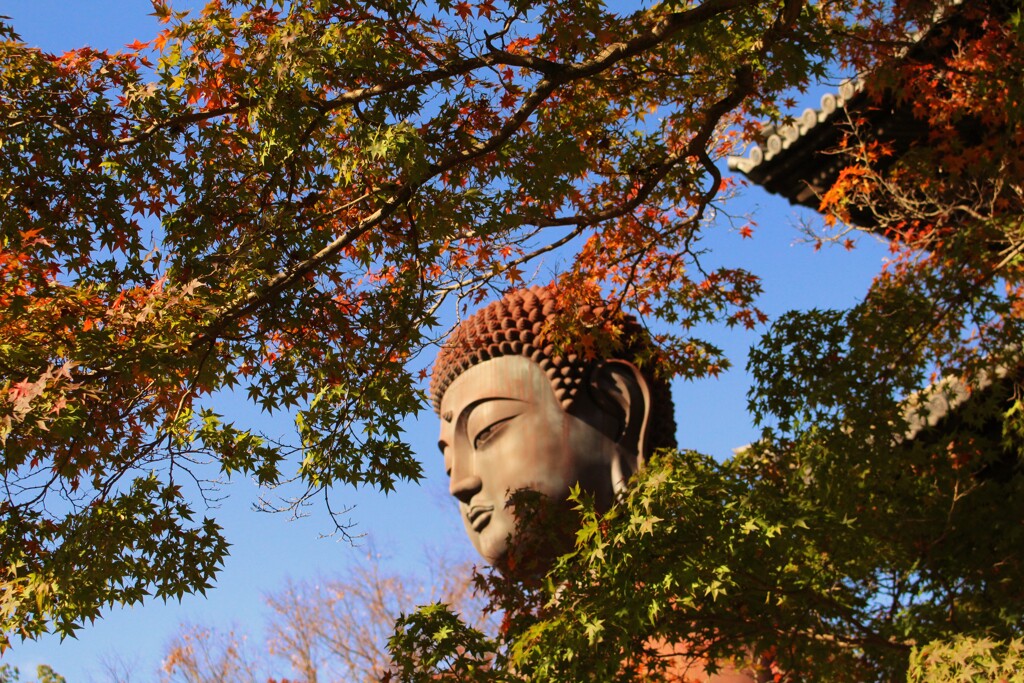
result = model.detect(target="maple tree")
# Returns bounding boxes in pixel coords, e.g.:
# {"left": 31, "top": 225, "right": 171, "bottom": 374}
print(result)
{"left": 3, "top": 0, "right": 1022, "bottom": 678}
{"left": 0, "top": 0, "right": 825, "bottom": 643}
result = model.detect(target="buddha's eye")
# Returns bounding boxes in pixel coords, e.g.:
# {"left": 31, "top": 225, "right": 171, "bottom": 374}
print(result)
{"left": 473, "top": 416, "right": 514, "bottom": 449}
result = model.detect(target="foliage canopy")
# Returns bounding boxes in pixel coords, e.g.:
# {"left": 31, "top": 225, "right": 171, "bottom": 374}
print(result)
{"left": 1, "top": 0, "right": 1023, "bottom": 679}
{"left": 0, "top": 0, "right": 819, "bottom": 641}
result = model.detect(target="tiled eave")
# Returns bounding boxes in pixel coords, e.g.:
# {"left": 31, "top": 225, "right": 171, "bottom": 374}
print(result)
{"left": 726, "top": 0, "right": 992, "bottom": 224}
{"left": 727, "top": 76, "right": 949, "bottom": 228}
{"left": 726, "top": 80, "right": 863, "bottom": 212}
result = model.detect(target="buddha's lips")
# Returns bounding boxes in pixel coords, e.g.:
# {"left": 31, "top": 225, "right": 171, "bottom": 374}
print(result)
{"left": 467, "top": 504, "right": 493, "bottom": 532}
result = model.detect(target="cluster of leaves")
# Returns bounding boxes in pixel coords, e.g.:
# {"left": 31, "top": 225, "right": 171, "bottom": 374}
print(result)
{"left": 819, "top": 0, "right": 1024, "bottom": 379}
{"left": 744, "top": 0, "right": 1024, "bottom": 677}
{"left": 0, "top": 665, "right": 64, "bottom": 683}
{"left": 0, "top": 0, "right": 850, "bottom": 640}
{"left": 389, "top": 436, "right": 1022, "bottom": 681}
{"left": 907, "top": 637, "right": 1024, "bottom": 683}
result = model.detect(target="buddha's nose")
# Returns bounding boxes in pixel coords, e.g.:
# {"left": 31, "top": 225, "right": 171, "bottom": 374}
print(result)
{"left": 449, "top": 471, "right": 482, "bottom": 505}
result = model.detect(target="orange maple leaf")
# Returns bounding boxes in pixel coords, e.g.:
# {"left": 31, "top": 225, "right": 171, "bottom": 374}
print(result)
{"left": 477, "top": 0, "right": 496, "bottom": 17}
{"left": 153, "top": 30, "right": 170, "bottom": 52}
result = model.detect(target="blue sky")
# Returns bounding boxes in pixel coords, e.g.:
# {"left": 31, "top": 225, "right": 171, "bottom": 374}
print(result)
{"left": 1, "top": 2, "right": 890, "bottom": 680}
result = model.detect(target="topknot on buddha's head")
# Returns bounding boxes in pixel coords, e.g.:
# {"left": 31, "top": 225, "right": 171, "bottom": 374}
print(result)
{"left": 430, "top": 285, "right": 677, "bottom": 452}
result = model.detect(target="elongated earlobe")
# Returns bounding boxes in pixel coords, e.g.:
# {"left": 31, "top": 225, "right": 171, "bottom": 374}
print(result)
{"left": 586, "top": 359, "right": 652, "bottom": 492}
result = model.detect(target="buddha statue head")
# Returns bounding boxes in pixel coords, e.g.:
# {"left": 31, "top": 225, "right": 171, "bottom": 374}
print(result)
{"left": 431, "top": 285, "right": 676, "bottom": 567}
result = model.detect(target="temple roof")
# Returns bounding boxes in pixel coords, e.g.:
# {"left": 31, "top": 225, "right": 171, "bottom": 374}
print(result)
{"left": 726, "top": 0, "right": 989, "bottom": 225}
{"left": 726, "top": 79, "right": 864, "bottom": 213}
{"left": 725, "top": 78, "right": 930, "bottom": 227}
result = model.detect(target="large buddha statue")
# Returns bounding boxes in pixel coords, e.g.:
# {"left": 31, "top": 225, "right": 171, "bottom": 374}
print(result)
{"left": 430, "top": 284, "right": 676, "bottom": 565}
{"left": 430, "top": 285, "right": 768, "bottom": 682}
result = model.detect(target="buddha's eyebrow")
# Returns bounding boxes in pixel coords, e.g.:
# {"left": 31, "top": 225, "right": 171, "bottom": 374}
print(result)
{"left": 450, "top": 397, "right": 520, "bottom": 432}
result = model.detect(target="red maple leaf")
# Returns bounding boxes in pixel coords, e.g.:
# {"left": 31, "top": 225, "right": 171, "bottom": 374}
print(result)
{"left": 8, "top": 378, "right": 35, "bottom": 403}
{"left": 477, "top": 0, "right": 496, "bottom": 17}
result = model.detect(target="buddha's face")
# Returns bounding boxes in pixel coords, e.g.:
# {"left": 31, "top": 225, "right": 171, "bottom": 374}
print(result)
{"left": 438, "top": 355, "right": 622, "bottom": 564}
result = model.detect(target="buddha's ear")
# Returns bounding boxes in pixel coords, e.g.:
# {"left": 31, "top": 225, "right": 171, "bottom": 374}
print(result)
{"left": 586, "top": 359, "right": 652, "bottom": 491}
